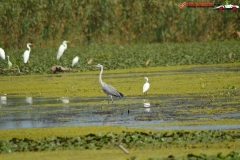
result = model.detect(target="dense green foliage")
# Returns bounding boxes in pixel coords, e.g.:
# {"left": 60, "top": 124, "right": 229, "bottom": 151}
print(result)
{"left": 0, "top": 0, "right": 239, "bottom": 48}
{"left": 0, "top": 40, "right": 239, "bottom": 75}
{"left": 0, "top": 130, "right": 239, "bottom": 159}
{"left": 185, "top": 152, "right": 240, "bottom": 160}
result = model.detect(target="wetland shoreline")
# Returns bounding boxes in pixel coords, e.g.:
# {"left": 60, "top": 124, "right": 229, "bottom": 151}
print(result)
{"left": 0, "top": 63, "right": 239, "bottom": 159}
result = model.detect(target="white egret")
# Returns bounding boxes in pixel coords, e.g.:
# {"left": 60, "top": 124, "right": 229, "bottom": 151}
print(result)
{"left": 143, "top": 102, "right": 151, "bottom": 108}
{"left": 7, "top": 56, "right": 12, "bottom": 69}
{"left": 0, "top": 95, "right": 7, "bottom": 105}
{"left": 57, "top": 40, "right": 70, "bottom": 60}
{"left": 72, "top": 56, "right": 79, "bottom": 67}
{"left": 26, "top": 97, "right": 33, "bottom": 105}
{"left": 143, "top": 77, "right": 150, "bottom": 95}
{"left": 96, "top": 64, "right": 123, "bottom": 104}
{"left": 61, "top": 97, "right": 69, "bottom": 104}
{"left": 0, "top": 48, "right": 5, "bottom": 60}
{"left": 23, "top": 43, "right": 33, "bottom": 63}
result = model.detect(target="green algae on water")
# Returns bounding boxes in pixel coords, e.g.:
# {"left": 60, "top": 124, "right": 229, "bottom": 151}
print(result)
{"left": 0, "top": 63, "right": 239, "bottom": 98}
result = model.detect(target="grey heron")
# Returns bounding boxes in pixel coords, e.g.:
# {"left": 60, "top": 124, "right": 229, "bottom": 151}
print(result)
{"left": 23, "top": 43, "right": 33, "bottom": 63}
{"left": 143, "top": 77, "right": 150, "bottom": 95}
{"left": 57, "top": 40, "right": 70, "bottom": 60}
{"left": 96, "top": 64, "right": 123, "bottom": 104}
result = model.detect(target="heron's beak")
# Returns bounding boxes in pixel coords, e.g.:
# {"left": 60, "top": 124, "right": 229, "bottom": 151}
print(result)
{"left": 30, "top": 44, "right": 34, "bottom": 46}
{"left": 66, "top": 41, "right": 70, "bottom": 43}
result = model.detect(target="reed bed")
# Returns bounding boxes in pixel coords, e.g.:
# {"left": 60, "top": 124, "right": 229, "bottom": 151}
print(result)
{"left": 0, "top": 0, "right": 239, "bottom": 49}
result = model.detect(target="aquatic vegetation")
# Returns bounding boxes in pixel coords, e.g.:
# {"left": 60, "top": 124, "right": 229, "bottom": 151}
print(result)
{"left": 0, "top": 63, "right": 239, "bottom": 97}
{"left": 185, "top": 152, "right": 240, "bottom": 160}
{"left": 0, "top": 130, "right": 239, "bottom": 160}
{"left": 0, "top": 58, "right": 239, "bottom": 159}
{"left": 0, "top": 41, "right": 240, "bottom": 75}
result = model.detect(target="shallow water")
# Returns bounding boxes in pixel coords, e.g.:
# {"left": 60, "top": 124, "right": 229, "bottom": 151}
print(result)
{"left": 0, "top": 93, "right": 239, "bottom": 130}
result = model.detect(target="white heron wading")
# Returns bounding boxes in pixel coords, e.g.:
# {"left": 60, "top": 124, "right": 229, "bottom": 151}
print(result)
{"left": 57, "top": 40, "right": 70, "bottom": 60}
{"left": 96, "top": 64, "right": 124, "bottom": 104}
{"left": 143, "top": 77, "right": 150, "bottom": 95}
{"left": 0, "top": 48, "right": 5, "bottom": 60}
{"left": 23, "top": 43, "right": 33, "bottom": 63}
{"left": 72, "top": 56, "right": 79, "bottom": 67}
{"left": 7, "top": 56, "right": 12, "bottom": 69}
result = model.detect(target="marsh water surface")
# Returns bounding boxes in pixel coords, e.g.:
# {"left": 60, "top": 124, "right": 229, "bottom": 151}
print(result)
{"left": 1, "top": 64, "right": 240, "bottom": 131}
{"left": 0, "top": 93, "right": 239, "bottom": 130}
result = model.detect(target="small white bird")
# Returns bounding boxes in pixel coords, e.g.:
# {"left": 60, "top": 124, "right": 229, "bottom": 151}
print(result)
{"left": 61, "top": 97, "right": 69, "bottom": 104}
{"left": 23, "top": 43, "right": 33, "bottom": 63}
{"left": 143, "top": 77, "right": 150, "bottom": 95}
{"left": 26, "top": 97, "right": 33, "bottom": 105}
{"left": 0, "top": 48, "right": 5, "bottom": 60}
{"left": 0, "top": 96, "right": 7, "bottom": 105}
{"left": 72, "top": 56, "right": 79, "bottom": 67}
{"left": 57, "top": 40, "right": 70, "bottom": 60}
{"left": 7, "top": 56, "right": 12, "bottom": 69}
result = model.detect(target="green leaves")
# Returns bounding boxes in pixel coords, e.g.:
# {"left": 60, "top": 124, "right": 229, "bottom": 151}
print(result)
{"left": 1, "top": 40, "right": 240, "bottom": 75}
{"left": 0, "top": 130, "right": 239, "bottom": 154}
{"left": 186, "top": 151, "right": 240, "bottom": 160}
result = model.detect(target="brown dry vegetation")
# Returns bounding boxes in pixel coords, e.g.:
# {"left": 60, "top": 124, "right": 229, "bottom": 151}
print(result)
{"left": 0, "top": 0, "right": 239, "bottom": 49}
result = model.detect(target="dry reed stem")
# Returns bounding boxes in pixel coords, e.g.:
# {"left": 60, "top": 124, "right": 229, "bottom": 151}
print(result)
{"left": 87, "top": 58, "right": 93, "bottom": 64}
{"left": 118, "top": 144, "right": 129, "bottom": 154}
{"left": 145, "top": 59, "right": 150, "bottom": 66}
{"left": 228, "top": 53, "right": 232, "bottom": 59}
{"left": 236, "top": 31, "right": 240, "bottom": 38}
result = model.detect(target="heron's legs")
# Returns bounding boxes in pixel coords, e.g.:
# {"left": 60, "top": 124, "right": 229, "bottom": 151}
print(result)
{"left": 110, "top": 95, "right": 114, "bottom": 103}
{"left": 106, "top": 95, "right": 114, "bottom": 104}
{"left": 107, "top": 95, "right": 110, "bottom": 104}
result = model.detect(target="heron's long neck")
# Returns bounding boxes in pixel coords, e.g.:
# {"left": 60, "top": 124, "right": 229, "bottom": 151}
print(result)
{"left": 99, "top": 66, "right": 103, "bottom": 86}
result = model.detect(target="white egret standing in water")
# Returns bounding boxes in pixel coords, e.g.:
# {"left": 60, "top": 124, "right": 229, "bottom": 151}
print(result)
{"left": 0, "top": 48, "right": 5, "bottom": 60}
{"left": 26, "top": 97, "right": 33, "bottom": 105}
{"left": 143, "top": 77, "right": 150, "bottom": 95}
{"left": 0, "top": 95, "right": 7, "bottom": 105}
{"left": 96, "top": 64, "right": 123, "bottom": 104}
{"left": 57, "top": 40, "right": 70, "bottom": 60}
{"left": 7, "top": 56, "right": 12, "bottom": 69}
{"left": 23, "top": 43, "right": 33, "bottom": 63}
{"left": 72, "top": 56, "right": 79, "bottom": 67}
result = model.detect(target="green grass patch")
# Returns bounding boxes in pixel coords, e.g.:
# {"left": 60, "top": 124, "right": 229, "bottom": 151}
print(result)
{"left": 1, "top": 41, "right": 240, "bottom": 75}
{"left": 0, "top": 149, "right": 239, "bottom": 160}
{"left": 0, "top": 62, "right": 239, "bottom": 97}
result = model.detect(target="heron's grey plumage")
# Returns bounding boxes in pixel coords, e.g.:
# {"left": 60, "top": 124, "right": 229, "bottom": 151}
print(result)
{"left": 102, "top": 82, "right": 124, "bottom": 98}
{"left": 96, "top": 64, "right": 123, "bottom": 104}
